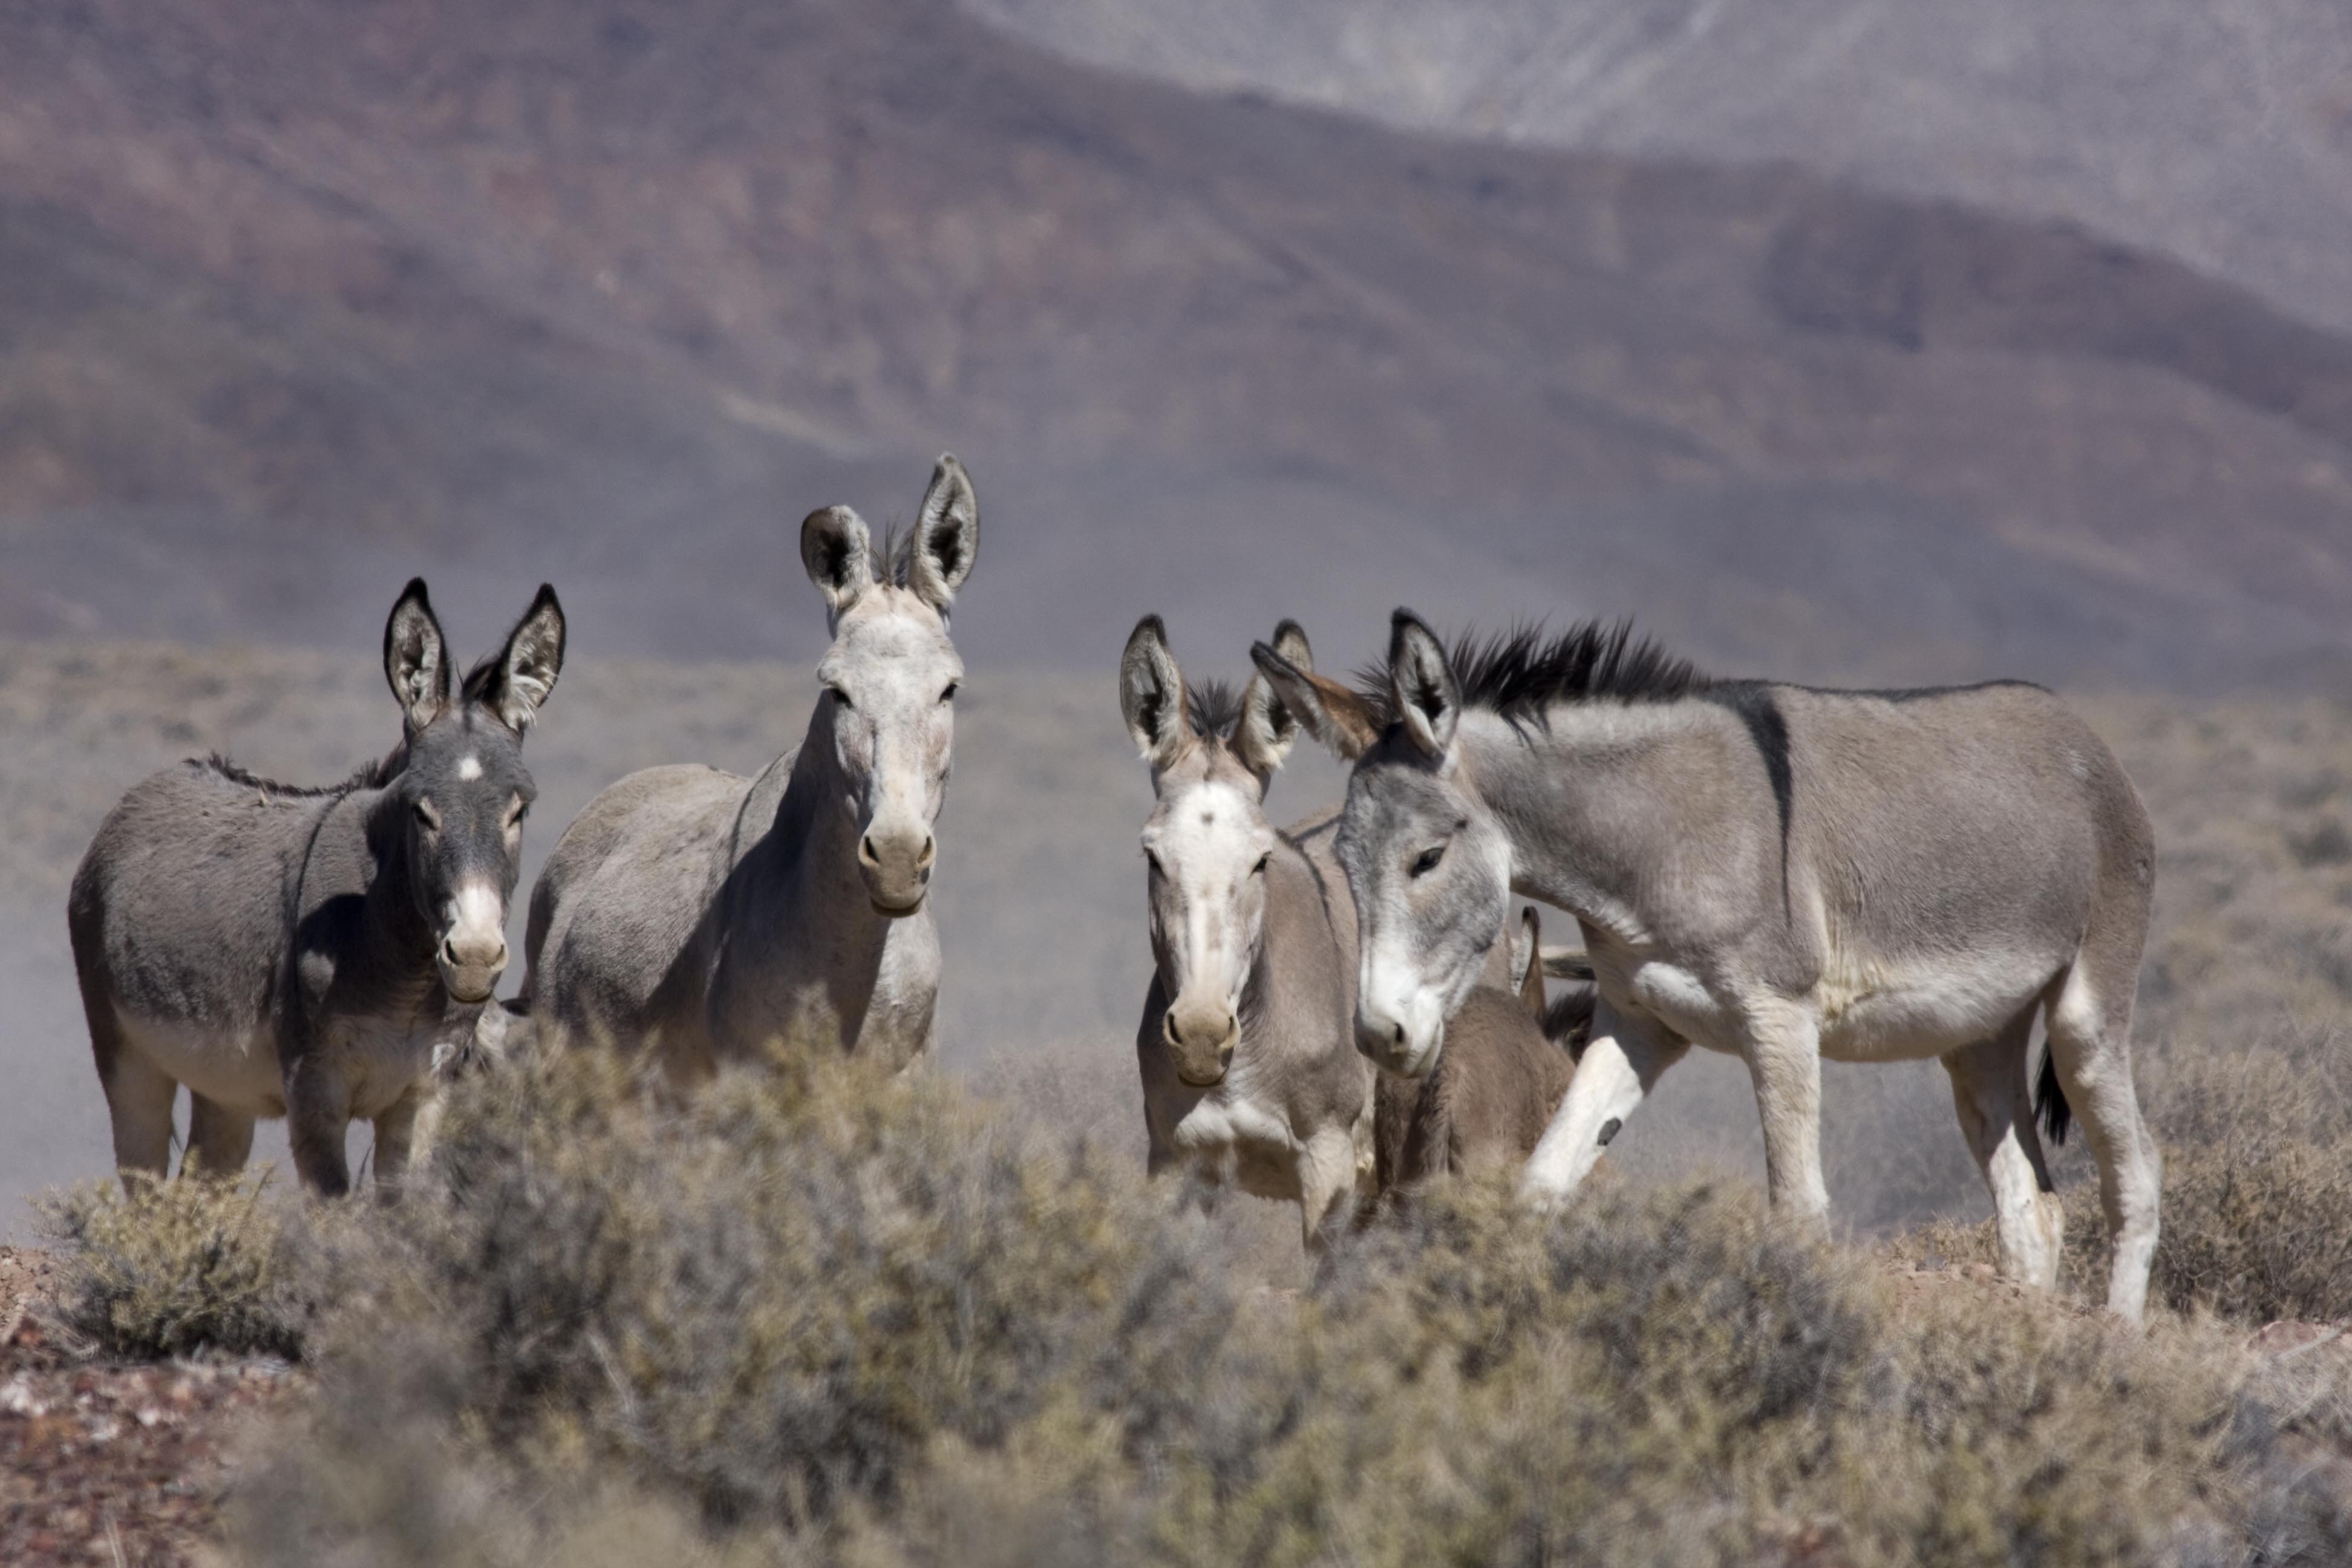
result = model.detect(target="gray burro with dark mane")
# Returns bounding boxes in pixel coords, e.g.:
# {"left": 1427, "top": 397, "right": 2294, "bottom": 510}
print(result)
{"left": 69, "top": 580, "right": 567, "bottom": 1195}
{"left": 1255, "top": 612, "right": 2161, "bottom": 1318}
{"left": 523, "top": 457, "right": 978, "bottom": 1075}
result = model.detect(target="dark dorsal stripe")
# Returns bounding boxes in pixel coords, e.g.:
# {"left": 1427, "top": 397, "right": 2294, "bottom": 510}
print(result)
{"left": 1702, "top": 683, "right": 1794, "bottom": 920}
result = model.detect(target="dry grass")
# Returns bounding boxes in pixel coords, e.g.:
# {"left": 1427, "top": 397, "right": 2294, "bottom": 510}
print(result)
{"left": 34, "top": 1171, "right": 315, "bottom": 1361}
{"left": 24, "top": 1047, "right": 2310, "bottom": 1568}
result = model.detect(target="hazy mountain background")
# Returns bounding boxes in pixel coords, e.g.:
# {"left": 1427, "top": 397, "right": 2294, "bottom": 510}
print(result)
{"left": 5, "top": 0, "right": 2351, "bottom": 1226}
{"left": 4, "top": 0, "right": 2350, "bottom": 682}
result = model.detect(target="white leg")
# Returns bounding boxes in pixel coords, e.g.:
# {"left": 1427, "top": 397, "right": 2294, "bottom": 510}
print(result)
{"left": 1741, "top": 997, "right": 1829, "bottom": 1224}
{"left": 1942, "top": 1028, "right": 2062, "bottom": 1291}
{"left": 1520, "top": 996, "right": 1685, "bottom": 1207}
{"left": 2047, "top": 960, "right": 2160, "bottom": 1321}
{"left": 1296, "top": 1125, "right": 1364, "bottom": 1255}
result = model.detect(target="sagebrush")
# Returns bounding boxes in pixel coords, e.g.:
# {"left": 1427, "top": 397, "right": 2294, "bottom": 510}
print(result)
{"left": 190, "top": 1048, "right": 2352, "bottom": 1568}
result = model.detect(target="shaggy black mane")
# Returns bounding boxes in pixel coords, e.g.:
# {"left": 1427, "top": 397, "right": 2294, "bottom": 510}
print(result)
{"left": 1184, "top": 678, "right": 1246, "bottom": 741}
{"left": 1355, "top": 619, "right": 1710, "bottom": 722}
{"left": 193, "top": 750, "right": 402, "bottom": 798}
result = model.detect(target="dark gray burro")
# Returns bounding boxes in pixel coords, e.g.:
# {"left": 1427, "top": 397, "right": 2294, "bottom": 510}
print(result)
{"left": 1375, "top": 906, "right": 1594, "bottom": 1192}
{"left": 1256, "top": 612, "right": 2160, "bottom": 1318}
{"left": 68, "top": 580, "right": 565, "bottom": 1195}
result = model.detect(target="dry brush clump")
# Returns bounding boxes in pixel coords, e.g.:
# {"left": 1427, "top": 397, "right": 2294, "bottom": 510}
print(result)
{"left": 34, "top": 1169, "right": 321, "bottom": 1361}
{"left": 1895, "top": 1022, "right": 2352, "bottom": 1328}
{"left": 162, "top": 1045, "right": 2349, "bottom": 1568}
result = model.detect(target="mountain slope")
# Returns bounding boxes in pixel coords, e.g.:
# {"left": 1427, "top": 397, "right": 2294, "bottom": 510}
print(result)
{"left": 970, "top": 0, "right": 2352, "bottom": 338}
{"left": 0, "top": 0, "right": 2347, "bottom": 684}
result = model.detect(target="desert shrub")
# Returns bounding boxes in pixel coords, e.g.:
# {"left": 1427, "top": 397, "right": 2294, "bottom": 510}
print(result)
{"left": 35, "top": 1169, "right": 317, "bottom": 1360}
{"left": 229, "top": 1051, "right": 2352, "bottom": 1568}
{"left": 1895, "top": 1027, "right": 2352, "bottom": 1325}
{"left": 290, "top": 1048, "right": 1236, "bottom": 1532}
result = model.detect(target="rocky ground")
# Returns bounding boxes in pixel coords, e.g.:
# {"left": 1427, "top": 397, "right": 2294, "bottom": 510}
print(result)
{"left": 0, "top": 1248, "right": 293, "bottom": 1567}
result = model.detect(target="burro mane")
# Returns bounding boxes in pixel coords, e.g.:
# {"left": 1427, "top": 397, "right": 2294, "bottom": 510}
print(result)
{"left": 1351, "top": 619, "right": 1711, "bottom": 725}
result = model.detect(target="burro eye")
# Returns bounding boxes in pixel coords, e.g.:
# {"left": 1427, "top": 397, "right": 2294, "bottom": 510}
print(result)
{"left": 413, "top": 799, "right": 440, "bottom": 832}
{"left": 1252, "top": 851, "right": 1272, "bottom": 875}
{"left": 1410, "top": 844, "right": 1445, "bottom": 877}
{"left": 829, "top": 685, "right": 854, "bottom": 711}
{"left": 1145, "top": 849, "right": 1166, "bottom": 878}
{"left": 940, "top": 681, "right": 959, "bottom": 704}
{"left": 506, "top": 799, "right": 530, "bottom": 829}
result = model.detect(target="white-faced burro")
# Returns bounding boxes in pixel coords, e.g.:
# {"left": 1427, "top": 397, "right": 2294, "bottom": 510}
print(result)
{"left": 1119, "top": 616, "right": 1374, "bottom": 1253}
{"left": 69, "top": 580, "right": 566, "bottom": 1195}
{"left": 521, "top": 456, "right": 978, "bottom": 1074}
{"left": 1256, "top": 612, "right": 2161, "bottom": 1319}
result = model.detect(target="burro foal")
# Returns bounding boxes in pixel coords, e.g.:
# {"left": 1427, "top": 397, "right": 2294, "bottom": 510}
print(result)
{"left": 70, "top": 580, "right": 566, "bottom": 1195}
{"left": 524, "top": 457, "right": 979, "bottom": 1074}
{"left": 1376, "top": 906, "right": 1594, "bottom": 1193}
{"left": 1122, "top": 616, "right": 1373, "bottom": 1254}
{"left": 1256, "top": 613, "right": 2161, "bottom": 1318}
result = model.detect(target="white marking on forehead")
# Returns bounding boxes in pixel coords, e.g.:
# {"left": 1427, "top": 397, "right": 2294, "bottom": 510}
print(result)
{"left": 1153, "top": 779, "right": 1272, "bottom": 883}
{"left": 457, "top": 754, "right": 483, "bottom": 781}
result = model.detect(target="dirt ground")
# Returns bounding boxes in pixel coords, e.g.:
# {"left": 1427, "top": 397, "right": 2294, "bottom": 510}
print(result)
{"left": 0, "top": 1247, "right": 295, "bottom": 1567}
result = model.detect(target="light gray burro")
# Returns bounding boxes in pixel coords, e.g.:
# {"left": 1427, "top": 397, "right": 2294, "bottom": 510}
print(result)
{"left": 1120, "top": 616, "right": 1373, "bottom": 1252}
{"left": 523, "top": 457, "right": 979, "bottom": 1075}
{"left": 69, "top": 580, "right": 567, "bottom": 1195}
{"left": 1376, "top": 906, "right": 1595, "bottom": 1194}
{"left": 1255, "top": 613, "right": 2161, "bottom": 1318}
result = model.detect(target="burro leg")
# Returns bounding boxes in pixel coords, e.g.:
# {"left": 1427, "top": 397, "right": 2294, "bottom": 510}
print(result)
{"left": 1296, "top": 1123, "right": 1364, "bottom": 1256}
{"left": 1942, "top": 1018, "right": 2063, "bottom": 1291}
{"left": 1519, "top": 995, "right": 1686, "bottom": 1209}
{"left": 1740, "top": 995, "right": 1830, "bottom": 1227}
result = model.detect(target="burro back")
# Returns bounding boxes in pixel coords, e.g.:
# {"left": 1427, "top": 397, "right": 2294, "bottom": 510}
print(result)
{"left": 68, "top": 580, "right": 566, "bottom": 1195}
{"left": 1256, "top": 610, "right": 2162, "bottom": 1319}
{"left": 523, "top": 456, "right": 979, "bottom": 1076}
{"left": 1119, "top": 615, "right": 1373, "bottom": 1255}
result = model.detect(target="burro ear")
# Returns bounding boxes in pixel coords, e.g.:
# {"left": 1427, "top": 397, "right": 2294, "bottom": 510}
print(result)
{"left": 801, "top": 505, "right": 874, "bottom": 621}
{"left": 1249, "top": 622, "right": 1379, "bottom": 762}
{"left": 907, "top": 453, "right": 979, "bottom": 611}
{"left": 1232, "top": 620, "right": 1312, "bottom": 786}
{"left": 384, "top": 577, "right": 451, "bottom": 731}
{"left": 1388, "top": 609, "right": 1460, "bottom": 760}
{"left": 1119, "top": 615, "right": 1191, "bottom": 770}
{"left": 475, "top": 584, "right": 567, "bottom": 734}
{"left": 1513, "top": 906, "right": 1545, "bottom": 1014}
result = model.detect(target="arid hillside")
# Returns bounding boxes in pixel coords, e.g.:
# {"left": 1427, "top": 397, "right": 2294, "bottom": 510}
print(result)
{"left": 2, "top": 0, "right": 2350, "bottom": 685}
{"left": 975, "top": 0, "right": 2352, "bottom": 337}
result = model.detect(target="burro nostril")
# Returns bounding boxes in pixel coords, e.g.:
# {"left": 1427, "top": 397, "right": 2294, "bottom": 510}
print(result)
{"left": 858, "top": 834, "right": 882, "bottom": 868}
{"left": 916, "top": 835, "right": 936, "bottom": 869}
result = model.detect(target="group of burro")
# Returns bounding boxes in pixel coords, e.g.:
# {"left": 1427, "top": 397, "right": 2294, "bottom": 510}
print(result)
{"left": 68, "top": 454, "right": 2166, "bottom": 1320}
